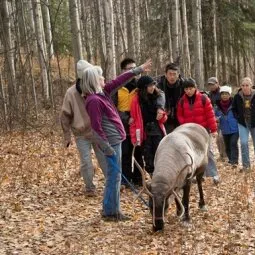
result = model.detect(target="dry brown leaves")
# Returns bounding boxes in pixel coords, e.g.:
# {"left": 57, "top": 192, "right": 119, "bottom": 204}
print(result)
{"left": 0, "top": 131, "right": 255, "bottom": 255}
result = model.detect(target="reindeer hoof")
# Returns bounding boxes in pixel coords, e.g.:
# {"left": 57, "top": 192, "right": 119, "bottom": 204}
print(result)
{"left": 182, "top": 220, "right": 192, "bottom": 228}
{"left": 199, "top": 205, "right": 208, "bottom": 211}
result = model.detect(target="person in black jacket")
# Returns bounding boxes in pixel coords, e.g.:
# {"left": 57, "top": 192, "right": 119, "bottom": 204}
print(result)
{"left": 157, "top": 63, "right": 185, "bottom": 133}
{"left": 232, "top": 77, "right": 255, "bottom": 171}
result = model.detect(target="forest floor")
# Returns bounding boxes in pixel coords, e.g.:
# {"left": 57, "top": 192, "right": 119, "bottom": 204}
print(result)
{"left": 1, "top": 120, "right": 255, "bottom": 255}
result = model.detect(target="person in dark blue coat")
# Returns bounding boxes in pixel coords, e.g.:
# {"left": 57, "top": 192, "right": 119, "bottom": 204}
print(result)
{"left": 215, "top": 85, "right": 239, "bottom": 167}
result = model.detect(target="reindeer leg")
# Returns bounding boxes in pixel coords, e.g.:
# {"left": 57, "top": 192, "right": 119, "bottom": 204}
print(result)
{"left": 196, "top": 167, "right": 207, "bottom": 211}
{"left": 175, "top": 197, "right": 182, "bottom": 216}
{"left": 182, "top": 182, "right": 191, "bottom": 222}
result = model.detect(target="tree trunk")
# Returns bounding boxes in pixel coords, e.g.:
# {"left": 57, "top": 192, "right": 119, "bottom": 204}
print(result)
{"left": 172, "top": 0, "right": 179, "bottom": 61}
{"left": 69, "top": 0, "right": 83, "bottom": 66}
{"left": 192, "top": 0, "right": 203, "bottom": 88}
{"left": 33, "top": 0, "right": 50, "bottom": 100}
{"left": 133, "top": 0, "right": 141, "bottom": 62}
{"left": 80, "top": 0, "right": 92, "bottom": 62}
{"left": 181, "top": 0, "right": 191, "bottom": 76}
{"left": 2, "top": 0, "right": 17, "bottom": 101}
{"left": 95, "top": 0, "right": 106, "bottom": 67}
{"left": 103, "top": 0, "right": 116, "bottom": 80}
{"left": 41, "top": 0, "right": 54, "bottom": 59}
{"left": 212, "top": 0, "right": 218, "bottom": 77}
{"left": 165, "top": 0, "right": 173, "bottom": 62}
{"left": 125, "top": 0, "right": 135, "bottom": 57}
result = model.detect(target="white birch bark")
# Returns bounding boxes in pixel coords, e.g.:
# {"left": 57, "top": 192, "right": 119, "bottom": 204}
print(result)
{"left": 68, "top": 0, "right": 83, "bottom": 65}
{"left": 125, "top": 0, "right": 135, "bottom": 57}
{"left": 41, "top": 0, "right": 54, "bottom": 59}
{"left": 3, "top": 0, "right": 16, "bottom": 96}
{"left": 212, "top": 0, "right": 218, "bottom": 77}
{"left": 172, "top": 0, "right": 179, "bottom": 61}
{"left": 181, "top": 0, "right": 191, "bottom": 76}
{"left": 33, "top": 0, "right": 49, "bottom": 99}
{"left": 103, "top": 0, "right": 116, "bottom": 79}
{"left": 133, "top": 0, "right": 141, "bottom": 62}
{"left": 192, "top": 0, "right": 203, "bottom": 88}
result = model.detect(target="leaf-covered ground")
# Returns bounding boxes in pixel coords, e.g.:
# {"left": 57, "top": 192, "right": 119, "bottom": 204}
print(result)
{"left": 1, "top": 128, "right": 255, "bottom": 255}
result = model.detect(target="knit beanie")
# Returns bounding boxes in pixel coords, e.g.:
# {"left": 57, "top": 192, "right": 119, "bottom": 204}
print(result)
{"left": 137, "top": 75, "right": 156, "bottom": 89}
{"left": 220, "top": 85, "right": 232, "bottom": 95}
{"left": 77, "top": 60, "right": 93, "bottom": 79}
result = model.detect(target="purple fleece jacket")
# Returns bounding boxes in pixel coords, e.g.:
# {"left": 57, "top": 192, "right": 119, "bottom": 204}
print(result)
{"left": 85, "top": 68, "right": 142, "bottom": 150}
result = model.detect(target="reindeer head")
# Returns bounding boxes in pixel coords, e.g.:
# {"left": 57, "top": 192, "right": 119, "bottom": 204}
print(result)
{"left": 147, "top": 182, "right": 171, "bottom": 231}
{"left": 133, "top": 158, "right": 185, "bottom": 232}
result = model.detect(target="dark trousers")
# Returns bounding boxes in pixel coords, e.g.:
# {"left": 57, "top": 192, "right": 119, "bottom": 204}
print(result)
{"left": 165, "top": 118, "right": 179, "bottom": 134}
{"left": 143, "top": 134, "right": 163, "bottom": 174}
{"left": 223, "top": 132, "right": 239, "bottom": 164}
{"left": 121, "top": 136, "right": 144, "bottom": 185}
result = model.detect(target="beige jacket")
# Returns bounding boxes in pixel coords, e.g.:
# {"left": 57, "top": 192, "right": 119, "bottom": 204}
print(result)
{"left": 60, "top": 83, "right": 92, "bottom": 144}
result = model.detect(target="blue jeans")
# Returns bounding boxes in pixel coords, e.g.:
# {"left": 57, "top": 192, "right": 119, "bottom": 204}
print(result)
{"left": 238, "top": 124, "right": 255, "bottom": 168}
{"left": 205, "top": 135, "right": 218, "bottom": 177}
{"left": 76, "top": 136, "right": 107, "bottom": 191}
{"left": 103, "top": 143, "right": 122, "bottom": 216}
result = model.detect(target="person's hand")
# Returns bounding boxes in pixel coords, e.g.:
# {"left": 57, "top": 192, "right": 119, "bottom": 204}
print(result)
{"left": 128, "top": 117, "right": 134, "bottom": 125}
{"left": 104, "top": 146, "right": 116, "bottom": 156}
{"left": 211, "top": 132, "right": 218, "bottom": 138}
{"left": 156, "top": 109, "right": 164, "bottom": 120}
{"left": 140, "top": 59, "right": 152, "bottom": 73}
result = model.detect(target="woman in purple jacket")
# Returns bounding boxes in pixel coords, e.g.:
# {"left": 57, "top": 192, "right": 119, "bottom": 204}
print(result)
{"left": 80, "top": 60, "right": 152, "bottom": 221}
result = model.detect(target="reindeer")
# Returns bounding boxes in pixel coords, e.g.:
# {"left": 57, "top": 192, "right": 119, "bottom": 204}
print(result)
{"left": 134, "top": 123, "right": 210, "bottom": 231}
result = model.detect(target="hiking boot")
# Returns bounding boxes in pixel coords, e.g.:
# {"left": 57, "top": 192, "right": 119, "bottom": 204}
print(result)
{"left": 102, "top": 213, "right": 130, "bottom": 222}
{"left": 85, "top": 189, "right": 96, "bottom": 197}
{"left": 242, "top": 167, "right": 252, "bottom": 173}
{"left": 213, "top": 176, "right": 220, "bottom": 185}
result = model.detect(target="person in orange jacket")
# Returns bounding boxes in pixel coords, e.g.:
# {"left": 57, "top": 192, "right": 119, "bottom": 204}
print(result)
{"left": 130, "top": 75, "right": 167, "bottom": 175}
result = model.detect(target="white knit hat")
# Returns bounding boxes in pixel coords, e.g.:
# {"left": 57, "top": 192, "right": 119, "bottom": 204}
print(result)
{"left": 220, "top": 85, "right": 232, "bottom": 95}
{"left": 77, "top": 60, "right": 93, "bottom": 79}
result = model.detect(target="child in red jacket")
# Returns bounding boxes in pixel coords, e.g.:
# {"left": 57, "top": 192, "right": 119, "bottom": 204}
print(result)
{"left": 130, "top": 75, "right": 167, "bottom": 175}
{"left": 177, "top": 78, "right": 220, "bottom": 184}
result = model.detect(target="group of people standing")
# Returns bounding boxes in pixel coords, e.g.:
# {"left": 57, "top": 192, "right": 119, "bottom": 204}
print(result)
{"left": 60, "top": 58, "right": 255, "bottom": 222}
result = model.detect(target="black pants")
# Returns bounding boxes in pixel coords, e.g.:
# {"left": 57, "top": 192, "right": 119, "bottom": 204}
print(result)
{"left": 165, "top": 118, "right": 179, "bottom": 134}
{"left": 143, "top": 134, "right": 163, "bottom": 174}
{"left": 121, "top": 136, "right": 144, "bottom": 185}
{"left": 223, "top": 132, "right": 239, "bottom": 164}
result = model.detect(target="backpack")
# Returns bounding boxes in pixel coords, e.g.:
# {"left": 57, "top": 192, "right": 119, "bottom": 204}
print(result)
{"left": 179, "top": 92, "right": 208, "bottom": 108}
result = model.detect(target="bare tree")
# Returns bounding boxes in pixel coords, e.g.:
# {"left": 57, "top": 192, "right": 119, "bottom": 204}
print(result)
{"left": 69, "top": 0, "right": 83, "bottom": 66}
{"left": 181, "top": 0, "right": 191, "bottom": 76}
{"left": 192, "top": 0, "right": 203, "bottom": 88}
{"left": 41, "top": 0, "right": 54, "bottom": 59}
{"left": 172, "top": 0, "right": 179, "bottom": 61}
{"left": 125, "top": 0, "right": 135, "bottom": 57}
{"left": 33, "top": 0, "right": 49, "bottom": 100}
{"left": 103, "top": 0, "right": 116, "bottom": 79}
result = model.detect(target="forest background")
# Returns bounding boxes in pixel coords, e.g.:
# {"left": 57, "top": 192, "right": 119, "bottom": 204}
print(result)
{"left": 1, "top": 1, "right": 255, "bottom": 254}
{"left": 0, "top": 0, "right": 255, "bottom": 130}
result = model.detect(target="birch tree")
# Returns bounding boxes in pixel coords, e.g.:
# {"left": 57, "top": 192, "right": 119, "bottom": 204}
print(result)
{"left": 103, "top": 0, "right": 116, "bottom": 79}
{"left": 181, "top": 0, "right": 191, "bottom": 76}
{"left": 33, "top": 0, "right": 49, "bottom": 100}
{"left": 2, "top": 0, "right": 16, "bottom": 97}
{"left": 69, "top": 0, "right": 83, "bottom": 66}
{"left": 41, "top": 0, "right": 54, "bottom": 59}
{"left": 125, "top": 0, "right": 135, "bottom": 57}
{"left": 192, "top": 0, "right": 203, "bottom": 88}
{"left": 172, "top": 0, "right": 179, "bottom": 61}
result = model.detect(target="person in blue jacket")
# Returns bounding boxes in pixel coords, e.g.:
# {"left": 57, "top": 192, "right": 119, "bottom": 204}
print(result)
{"left": 215, "top": 85, "right": 239, "bottom": 167}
